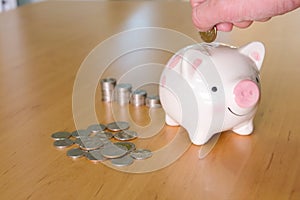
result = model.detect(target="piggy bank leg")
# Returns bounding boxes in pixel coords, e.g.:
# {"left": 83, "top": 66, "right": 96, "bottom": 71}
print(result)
{"left": 165, "top": 114, "right": 180, "bottom": 126}
{"left": 232, "top": 119, "right": 254, "bottom": 135}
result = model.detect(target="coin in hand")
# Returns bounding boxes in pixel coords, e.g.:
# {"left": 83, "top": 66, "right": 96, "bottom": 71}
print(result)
{"left": 199, "top": 26, "right": 217, "bottom": 43}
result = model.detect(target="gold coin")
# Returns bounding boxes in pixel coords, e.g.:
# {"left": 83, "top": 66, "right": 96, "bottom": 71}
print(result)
{"left": 199, "top": 26, "right": 217, "bottom": 43}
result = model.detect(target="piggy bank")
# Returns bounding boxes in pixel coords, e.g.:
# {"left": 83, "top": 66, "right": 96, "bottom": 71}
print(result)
{"left": 159, "top": 42, "right": 265, "bottom": 145}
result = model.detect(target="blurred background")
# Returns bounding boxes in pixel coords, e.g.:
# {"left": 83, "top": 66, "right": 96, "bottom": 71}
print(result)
{"left": 0, "top": 0, "right": 189, "bottom": 12}
{"left": 0, "top": 0, "right": 42, "bottom": 12}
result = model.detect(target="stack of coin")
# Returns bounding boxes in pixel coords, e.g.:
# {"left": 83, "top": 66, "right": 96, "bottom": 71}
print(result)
{"left": 114, "top": 83, "right": 132, "bottom": 105}
{"left": 100, "top": 78, "right": 117, "bottom": 102}
{"left": 146, "top": 95, "right": 161, "bottom": 108}
{"left": 130, "top": 89, "right": 147, "bottom": 106}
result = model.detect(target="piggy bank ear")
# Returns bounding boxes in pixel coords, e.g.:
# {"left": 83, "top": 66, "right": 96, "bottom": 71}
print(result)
{"left": 239, "top": 42, "right": 265, "bottom": 71}
{"left": 181, "top": 49, "right": 209, "bottom": 79}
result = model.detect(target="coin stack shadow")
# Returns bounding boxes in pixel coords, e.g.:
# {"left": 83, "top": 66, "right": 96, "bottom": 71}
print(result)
{"left": 101, "top": 78, "right": 117, "bottom": 102}
{"left": 114, "top": 83, "right": 132, "bottom": 105}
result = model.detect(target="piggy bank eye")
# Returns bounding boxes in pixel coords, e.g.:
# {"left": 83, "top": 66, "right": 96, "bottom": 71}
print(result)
{"left": 211, "top": 86, "right": 218, "bottom": 92}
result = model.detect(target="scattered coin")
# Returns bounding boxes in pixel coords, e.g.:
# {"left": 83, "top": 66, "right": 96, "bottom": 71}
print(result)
{"left": 106, "top": 121, "right": 130, "bottom": 132}
{"left": 130, "top": 149, "right": 153, "bottom": 160}
{"left": 71, "top": 129, "right": 90, "bottom": 138}
{"left": 199, "top": 26, "right": 217, "bottom": 43}
{"left": 51, "top": 131, "right": 71, "bottom": 140}
{"left": 66, "top": 148, "right": 85, "bottom": 159}
{"left": 111, "top": 154, "right": 134, "bottom": 167}
{"left": 85, "top": 149, "right": 107, "bottom": 163}
{"left": 87, "top": 124, "right": 106, "bottom": 133}
{"left": 114, "top": 130, "right": 138, "bottom": 141}
{"left": 79, "top": 137, "right": 104, "bottom": 151}
{"left": 100, "top": 143, "right": 128, "bottom": 159}
{"left": 114, "top": 142, "right": 136, "bottom": 152}
{"left": 94, "top": 131, "right": 114, "bottom": 140}
{"left": 53, "top": 139, "right": 74, "bottom": 149}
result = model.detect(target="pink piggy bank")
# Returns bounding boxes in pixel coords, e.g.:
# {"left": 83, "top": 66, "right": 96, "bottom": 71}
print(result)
{"left": 159, "top": 42, "right": 265, "bottom": 145}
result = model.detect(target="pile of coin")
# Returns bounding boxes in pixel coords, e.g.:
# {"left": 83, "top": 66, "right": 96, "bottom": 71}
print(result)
{"left": 51, "top": 121, "right": 152, "bottom": 167}
{"left": 100, "top": 78, "right": 117, "bottom": 102}
{"left": 100, "top": 77, "right": 161, "bottom": 108}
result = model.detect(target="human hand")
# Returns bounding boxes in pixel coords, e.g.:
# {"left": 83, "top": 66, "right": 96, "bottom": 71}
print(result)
{"left": 191, "top": 0, "right": 300, "bottom": 32}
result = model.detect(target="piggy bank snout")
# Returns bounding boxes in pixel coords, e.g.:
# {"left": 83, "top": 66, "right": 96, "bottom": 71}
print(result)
{"left": 234, "top": 80, "right": 260, "bottom": 108}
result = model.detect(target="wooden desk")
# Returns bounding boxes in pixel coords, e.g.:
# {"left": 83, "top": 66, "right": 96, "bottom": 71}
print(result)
{"left": 1, "top": 1, "right": 300, "bottom": 199}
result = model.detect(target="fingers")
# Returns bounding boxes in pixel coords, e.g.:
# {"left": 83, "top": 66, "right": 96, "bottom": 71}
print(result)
{"left": 192, "top": 0, "right": 254, "bottom": 32}
{"left": 216, "top": 23, "right": 233, "bottom": 32}
{"left": 192, "top": 4, "right": 217, "bottom": 31}
{"left": 190, "top": 0, "right": 206, "bottom": 7}
{"left": 233, "top": 21, "right": 253, "bottom": 28}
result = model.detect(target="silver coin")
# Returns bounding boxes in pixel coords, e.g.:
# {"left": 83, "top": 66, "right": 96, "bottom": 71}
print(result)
{"left": 130, "top": 149, "right": 153, "bottom": 160}
{"left": 51, "top": 131, "right": 71, "bottom": 140}
{"left": 111, "top": 154, "right": 134, "bottom": 167}
{"left": 87, "top": 124, "right": 106, "bottom": 133}
{"left": 66, "top": 148, "right": 85, "bottom": 159}
{"left": 106, "top": 121, "right": 130, "bottom": 132}
{"left": 130, "top": 89, "right": 147, "bottom": 106}
{"left": 71, "top": 129, "right": 90, "bottom": 138}
{"left": 53, "top": 139, "right": 74, "bottom": 149}
{"left": 73, "top": 137, "right": 87, "bottom": 146}
{"left": 114, "top": 142, "right": 136, "bottom": 152}
{"left": 79, "top": 137, "right": 104, "bottom": 151}
{"left": 94, "top": 131, "right": 113, "bottom": 140}
{"left": 85, "top": 149, "right": 107, "bottom": 163}
{"left": 115, "top": 83, "right": 132, "bottom": 92}
{"left": 146, "top": 95, "right": 161, "bottom": 108}
{"left": 101, "top": 78, "right": 117, "bottom": 90}
{"left": 100, "top": 143, "right": 128, "bottom": 158}
{"left": 114, "top": 130, "right": 138, "bottom": 141}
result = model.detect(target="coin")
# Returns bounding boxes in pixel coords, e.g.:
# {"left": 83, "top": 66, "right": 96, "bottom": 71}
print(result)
{"left": 114, "top": 142, "right": 136, "bottom": 152}
{"left": 71, "top": 129, "right": 90, "bottom": 138}
{"left": 87, "top": 124, "right": 106, "bottom": 133}
{"left": 146, "top": 95, "right": 161, "bottom": 108}
{"left": 114, "top": 83, "right": 132, "bottom": 105}
{"left": 114, "top": 130, "right": 138, "bottom": 141}
{"left": 53, "top": 139, "right": 74, "bottom": 149}
{"left": 131, "top": 89, "right": 147, "bottom": 106}
{"left": 199, "top": 26, "right": 217, "bottom": 43}
{"left": 73, "top": 137, "right": 85, "bottom": 146}
{"left": 66, "top": 148, "right": 85, "bottom": 159}
{"left": 85, "top": 149, "right": 107, "bottom": 163}
{"left": 100, "top": 143, "right": 128, "bottom": 158}
{"left": 79, "top": 137, "right": 104, "bottom": 151}
{"left": 101, "top": 78, "right": 117, "bottom": 90}
{"left": 106, "top": 121, "right": 130, "bottom": 132}
{"left": 130, "top": 149, "right": 153, "bottom": 160}
{"left": 111, "top": 154, "right": 134, "bottom": 167}
{"left": 51, "top": 131, "right": 71, "bottom": 140}
{"left": 94, "top": 131, "right": 113, "bottom": 140}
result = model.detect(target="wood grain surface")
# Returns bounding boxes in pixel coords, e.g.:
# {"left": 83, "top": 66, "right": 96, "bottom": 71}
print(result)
{"left": 0, "top": 1, "right": 300, "bottom": 200}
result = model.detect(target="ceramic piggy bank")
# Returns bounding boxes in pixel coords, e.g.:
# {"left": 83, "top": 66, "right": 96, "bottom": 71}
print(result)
{"left": 159, "top": 42, "right": 265, "bottom": 145}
